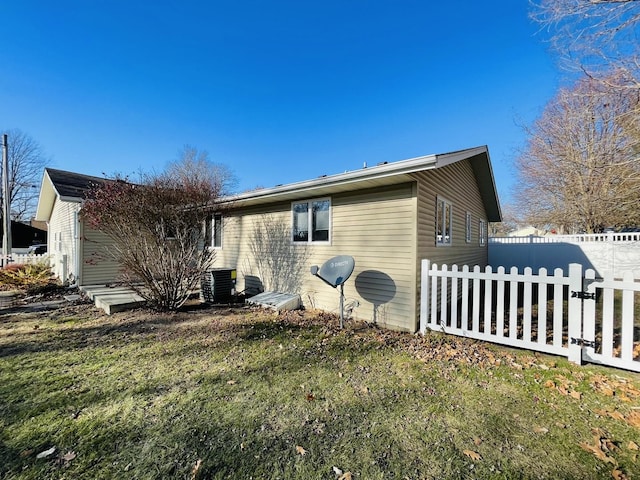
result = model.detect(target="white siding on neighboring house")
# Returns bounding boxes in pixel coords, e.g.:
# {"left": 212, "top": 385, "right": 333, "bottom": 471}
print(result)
{"left": 48, "top": 199, "right": 80, "bottom": 283}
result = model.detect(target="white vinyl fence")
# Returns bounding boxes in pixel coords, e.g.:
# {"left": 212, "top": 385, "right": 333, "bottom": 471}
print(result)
{"left": 420, "top": 260, "right": 640, "bottom": 372}
{"left": 489, "top": 233, "right": 640, "bottom": 279}
{"left": 1, "top": 253, "right": 48, "bottom": 268}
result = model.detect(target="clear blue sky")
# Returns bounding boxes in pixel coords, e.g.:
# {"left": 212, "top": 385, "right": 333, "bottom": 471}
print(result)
{"left": 1, "top": 1, "right": 558, "bottom": 204}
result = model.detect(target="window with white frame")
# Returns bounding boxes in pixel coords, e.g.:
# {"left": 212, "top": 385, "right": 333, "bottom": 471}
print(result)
{"left": 465, "top": 211, "right": 472, "bottom": 243}
{"left": 479, "top": 219, "right": 486, "bottom": 245}
{"left": 436, "top": 196, "right": 452, "bottom": 246}
{"left": 205, "top": 213, "right": 223, "bottom": 248}
{"left": 292, "top": 198, "right": 331, "bottom": 243}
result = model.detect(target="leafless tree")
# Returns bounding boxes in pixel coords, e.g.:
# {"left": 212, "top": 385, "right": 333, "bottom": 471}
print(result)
{"left": 515, "top": 75, "right": 640, "bottom": 233}
{"left": 166, "top": 145, "right": 237, "bottom": 196}
{"left": 489, "top": 203, "right": 522, "bottom": 236}
{"left": 531, "top": 0, "right": 640, "bottom": 89}
{"left": 82, "top": 147, "right": 235, "bottom": 310}
{"left": 1, "top": 129, "right": 49, "bottom": 221}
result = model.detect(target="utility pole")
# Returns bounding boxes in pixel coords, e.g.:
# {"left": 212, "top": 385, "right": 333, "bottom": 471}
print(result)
{"left": 2, "top": 134, "right": 11, "bottom": 265}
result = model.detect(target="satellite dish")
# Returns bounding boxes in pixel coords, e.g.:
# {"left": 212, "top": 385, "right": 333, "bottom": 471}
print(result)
{"left": 313, "top": 255, "right": 355, "bottom": 288}
{"left": 310, "top": 255, "right": 355, "bottom": 328}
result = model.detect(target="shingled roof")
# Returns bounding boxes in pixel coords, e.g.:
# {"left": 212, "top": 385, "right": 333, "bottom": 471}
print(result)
{"left": 35, "top": 168, "right": 112, "bottom": 221}
{"left": 44, "top": 168, "right": 109, "bottom": 201}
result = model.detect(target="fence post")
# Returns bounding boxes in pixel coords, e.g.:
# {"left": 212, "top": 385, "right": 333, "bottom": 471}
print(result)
{"left": 567, "top": 263, "right": 583, "bottom": 365}
{"left": 419, "top": 259, "right": 430, "bottom": 334}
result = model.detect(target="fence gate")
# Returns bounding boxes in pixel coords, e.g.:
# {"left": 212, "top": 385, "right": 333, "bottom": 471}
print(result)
{"left": 420, "top": 260, "right": 640, "bottom": 373}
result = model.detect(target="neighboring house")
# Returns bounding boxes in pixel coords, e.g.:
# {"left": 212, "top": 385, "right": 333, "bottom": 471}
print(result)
{"left": 208, "top": 145, "right": 501, "bottom": 332}
{"left": 507, "top": 226, "right": 547, "bottom": 237}
{"left": 0, "top": 220, "right": 47, "bottom": 248}
{"left": 34, "top": 168, "right": 121, "bottom": 285}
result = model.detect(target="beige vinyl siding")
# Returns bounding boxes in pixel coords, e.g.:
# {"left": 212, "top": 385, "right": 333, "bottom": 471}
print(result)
{"left": 48, "top": 199, "right": 80, "bottom": 282}
{"left": 212, "top": 183, "right": 418, "bottom": 331}
{"left": 414, "top": 159, "right": 489, "bottom": 267}
{"left": 413, "top": 159, "right": 490, "bottom": 319}
{"left": 79, "top": 223, "right": 123, "bottom": 285}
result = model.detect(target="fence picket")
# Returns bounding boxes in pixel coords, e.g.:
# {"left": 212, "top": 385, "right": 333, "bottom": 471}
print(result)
{"left": 523, "top": 267, "right": 533, "bottom": 342}
{"left": 472, "top": 266, "right": 481, "bottom": 333}
{"left": 621, "top": 271, "right": 635, "bottom": 362}
{"left": 552, "top": 268, "right": 565, "bottom": 347}
{"left": 601, "top": 287, "right": 614, "bottom": 358}
{"left": 537, "top": 268, "right": 548, "bottom": 345}
{"left": 440, "top": 264, "right": 449, "bottom": 327}
{"left": 496, "top": 266, "right": 505, "bottom": 338}
{"left": 508, "top": 266, "right": 518, "bottom": 340}
{"left": 483, "top": 265, "right": 492, "bottom": 334}
{"left": 430, "top": 263, "right": 438, "bottom": 327}
{"left": 461, "top": 265, "right": 469, "bottom": 330}
{"left": 451, "top": 264, "right": 459, "bottom": 329}
{"left": 583, "top": 269, "right": 597, "bottom": 358}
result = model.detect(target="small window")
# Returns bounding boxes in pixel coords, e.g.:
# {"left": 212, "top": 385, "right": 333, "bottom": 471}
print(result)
{"left": 205, "top": 213, "right": 223, "bottom": 248}
{"left": 436, "top": 197, "right": 452, "bottom": 246}
{"left": 465, "top": 212, "right": 472, "bottom": 243}
{"left": 479, "top": 219, "right": 486, "bottom": 245}
{"left": 292, "top": 198, "right": 331, "bottom": 244}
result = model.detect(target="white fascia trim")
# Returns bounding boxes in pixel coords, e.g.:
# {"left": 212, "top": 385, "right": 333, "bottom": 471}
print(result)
{"left": 222, "top": 153, "right": 438, "bottom": 204}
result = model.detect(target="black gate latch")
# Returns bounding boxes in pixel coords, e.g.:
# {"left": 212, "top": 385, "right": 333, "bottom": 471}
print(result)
{"left": 571, "top": 291, "right": 596, "bottom": 300}
{"left": 571, "top": 337, "right": 597, "bottom": 348}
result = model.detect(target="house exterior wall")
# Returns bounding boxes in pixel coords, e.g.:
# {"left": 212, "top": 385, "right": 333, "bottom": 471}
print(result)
{"left": 212, "top": 183, "right": 418, "bottom": 331}
{"left": 47, "top": 198, "right": 80, "bottom": 282}
{"left": 79, "top": 222, "right": 123, "bottom": 285}
{"left": 414, "top": 159, "right": 489, "bottom": 267}
{"left": 413, "top": 159, "right": 490, "bottom": 319}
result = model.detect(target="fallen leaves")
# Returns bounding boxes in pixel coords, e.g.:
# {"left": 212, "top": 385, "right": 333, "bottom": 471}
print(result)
{"left": 463, "top": 449, "right": 482, "bottom": 461}
{"left": 60, "top": 451, "right": 76, "bottom": 463}
{"left": 594, "top": 408, "right": 640, "bottom": 429}
{"left": 543, "top": 376, "right": 582, "bottom": 399}
{"left": 590, "top": 374, "right": 640, "bottom": 401}
{"left": 611, "top": 468, "right": 629, "bottom": 480}
{"left": 626, "top": 411, "right": 640, "bottom": 429}
{"left": 295, "top": 445, "right": 307, "bottom": 456}
{"left": 332, "top": 466, "right": 352, "bottom": 479}
{"left": 579, "top": 429, "right": 618, "bottom": 466}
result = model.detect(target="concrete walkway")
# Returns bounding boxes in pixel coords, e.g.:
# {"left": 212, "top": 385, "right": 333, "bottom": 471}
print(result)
{"left": 80, "top": 285, "right": 146, "bottom": 314}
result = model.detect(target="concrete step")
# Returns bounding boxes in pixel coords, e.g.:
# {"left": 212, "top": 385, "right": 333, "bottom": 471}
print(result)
{"left": 80, "top": 285, "right": 146, "bottom": 314}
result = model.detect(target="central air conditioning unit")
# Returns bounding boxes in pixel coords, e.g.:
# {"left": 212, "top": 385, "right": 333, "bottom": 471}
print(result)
{"left": 201, "top": 268, "right": 237, "bottom": 304}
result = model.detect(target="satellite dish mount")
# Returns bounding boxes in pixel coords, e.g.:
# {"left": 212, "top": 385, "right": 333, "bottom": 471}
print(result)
{"left": 310, "top": 255, "right": 355, "bottom": 328}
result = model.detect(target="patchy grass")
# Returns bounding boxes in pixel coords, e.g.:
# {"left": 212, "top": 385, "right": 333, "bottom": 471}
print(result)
{"left": 1, "top": 304, "right": 639, "bottom": 479}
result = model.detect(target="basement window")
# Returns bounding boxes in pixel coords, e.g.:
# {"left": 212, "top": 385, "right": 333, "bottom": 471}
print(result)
{"left": 292, "top": 198, "right": 331, "bottom": 243}
{"left": 436, "top": 196, "right": 452, "bottom": 246}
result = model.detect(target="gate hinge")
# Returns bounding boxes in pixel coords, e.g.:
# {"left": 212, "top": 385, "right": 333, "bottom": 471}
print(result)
{"left": 571, "top": 337, "right": 597, "bottom": 349}
{"left": 571, "top": 291, "right": 596, "bottom": 300}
